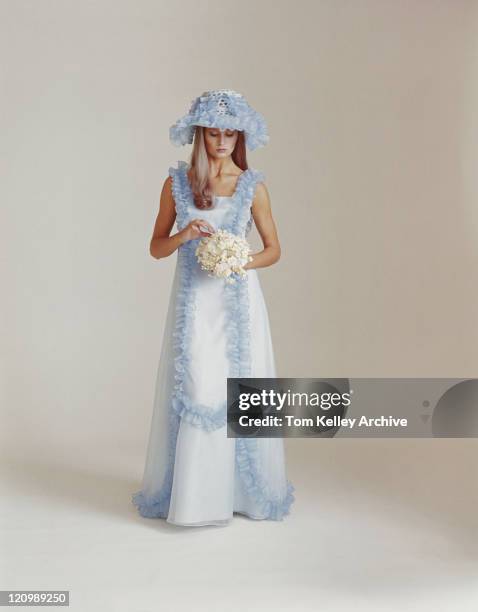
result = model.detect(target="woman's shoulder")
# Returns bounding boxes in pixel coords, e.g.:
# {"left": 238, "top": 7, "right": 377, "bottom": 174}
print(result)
{"left": 247, "top": 167, "right": 266, "bottom": 194}
{"left": 247, "top": 166, "right": 266, "bottom": 182}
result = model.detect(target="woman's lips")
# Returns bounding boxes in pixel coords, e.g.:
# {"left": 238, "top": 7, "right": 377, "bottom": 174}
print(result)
{"left": 217, "top": 148, "right": 227, "bottom": 152}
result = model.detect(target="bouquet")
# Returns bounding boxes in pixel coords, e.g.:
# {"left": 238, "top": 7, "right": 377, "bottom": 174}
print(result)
{"left": 195, "top": 228, "right": 253, "bottom": 284}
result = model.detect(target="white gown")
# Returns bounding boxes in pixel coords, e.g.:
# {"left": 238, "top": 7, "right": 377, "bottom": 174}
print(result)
{"left": 132, "top": 161, "right": 295, "bottom": 526}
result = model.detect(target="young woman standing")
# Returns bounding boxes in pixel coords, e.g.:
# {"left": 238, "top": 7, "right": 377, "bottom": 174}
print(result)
{"left": 132, "top": 89, "right": 295, "bottom": 526}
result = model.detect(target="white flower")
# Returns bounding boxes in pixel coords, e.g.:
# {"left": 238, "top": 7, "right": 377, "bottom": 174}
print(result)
{"left": 195, "top": 229, "right": 251, "bottom": 284}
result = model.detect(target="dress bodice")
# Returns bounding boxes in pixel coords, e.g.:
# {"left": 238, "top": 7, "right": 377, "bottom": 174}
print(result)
{"left": 193, "top": 196, "right": 244, "bottom": 234}
{"left": 168, "top": 160, "right": 265, "bottom": 239}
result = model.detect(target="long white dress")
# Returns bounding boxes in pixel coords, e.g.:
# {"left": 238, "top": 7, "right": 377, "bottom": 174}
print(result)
{"left": 132, "top": 160, "right": 295, "bottom": 526}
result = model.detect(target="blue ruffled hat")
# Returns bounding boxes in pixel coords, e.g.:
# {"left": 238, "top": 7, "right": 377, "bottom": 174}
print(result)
{"left": 169, "top": 89, "right": 269, "bottom": 151}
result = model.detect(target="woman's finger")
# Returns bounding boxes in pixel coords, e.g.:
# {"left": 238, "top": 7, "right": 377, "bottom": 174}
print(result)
{"left": 201, "top": 220, "right": 215, "bottom": 233}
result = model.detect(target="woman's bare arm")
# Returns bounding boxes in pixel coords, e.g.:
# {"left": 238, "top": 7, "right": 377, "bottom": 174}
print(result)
{"left": 149, "top": 177, "right": 182, "bottom": 259}
{"left": 149, "top": 177, "right": 216, "bottom": 259}
{"left": 244, "top": 182, "right": 281, "bottom": 270}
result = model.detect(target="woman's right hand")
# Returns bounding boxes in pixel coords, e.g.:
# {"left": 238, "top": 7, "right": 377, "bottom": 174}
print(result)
{"left": 179, "top": 218, "right": 216, "bottom": 243}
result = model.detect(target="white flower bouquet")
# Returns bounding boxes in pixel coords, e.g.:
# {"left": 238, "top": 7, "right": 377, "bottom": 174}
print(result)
{"left": 195, "top": 228, "right": 253, "bottom": 284}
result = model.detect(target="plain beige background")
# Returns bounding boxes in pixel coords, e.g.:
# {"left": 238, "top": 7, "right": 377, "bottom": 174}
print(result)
{"left": 2, "top": 1, "right": 478, "bottom": 611}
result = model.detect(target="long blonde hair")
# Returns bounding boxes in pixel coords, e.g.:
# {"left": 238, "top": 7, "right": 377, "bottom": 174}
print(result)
{"left": 188, "top": 126, "right": 248, "bottom": 209}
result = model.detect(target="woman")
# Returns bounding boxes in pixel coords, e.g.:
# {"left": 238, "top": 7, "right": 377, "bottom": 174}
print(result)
{"left": 132, "top": 89, "right": 295, "bottom": 526}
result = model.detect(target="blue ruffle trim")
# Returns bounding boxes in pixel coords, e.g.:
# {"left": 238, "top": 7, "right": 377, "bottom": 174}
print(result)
{"left": 131, "top": 410, "right": 180, "bottom": 518}
{"left": 165, "top": 161, "right": 265, "bottom": 431}
{"left": 220, "top": 167, "right": 265, "bottom": 238}
{"left": 236, "top": 437, "right": 296, "bottom": 520}
{"left": 172, "top": 395, "right": 227, "bottom": 431}
{"left": 167, "top": 161, "right": 230, "bottom": 431}
{"left": 221, "top": 168, "right": 257, "bottom": 379}
{"left": 132, "top": 489, "right": 169, "bottom": 519}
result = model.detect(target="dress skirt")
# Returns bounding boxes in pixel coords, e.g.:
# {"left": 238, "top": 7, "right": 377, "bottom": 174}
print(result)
{"left": 133, "top": 262, "right": 294, "bottom": 526}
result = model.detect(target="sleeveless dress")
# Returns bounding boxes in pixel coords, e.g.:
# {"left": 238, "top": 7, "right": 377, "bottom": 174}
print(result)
{"left": 132, "top": 160, "right": 295, "bottom": 526}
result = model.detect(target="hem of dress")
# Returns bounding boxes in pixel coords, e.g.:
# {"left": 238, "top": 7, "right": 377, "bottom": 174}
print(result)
{"left": 165, "top": 509, "right": 285, "bottom": 528}
{"left": 233, "top": 510, "right": 269, "bottom": 520}
{"left": 166, "top": 517, "right": 231, "bottom": 527}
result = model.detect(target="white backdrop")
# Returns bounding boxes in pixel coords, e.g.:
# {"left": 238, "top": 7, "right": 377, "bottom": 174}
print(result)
{"left": 2, "top": 1, "right": 478, "bottom": 453}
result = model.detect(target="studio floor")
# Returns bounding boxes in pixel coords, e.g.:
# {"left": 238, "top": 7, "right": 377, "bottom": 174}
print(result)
{"left": 2, "top": 438, "right": 478, "bottom": 611}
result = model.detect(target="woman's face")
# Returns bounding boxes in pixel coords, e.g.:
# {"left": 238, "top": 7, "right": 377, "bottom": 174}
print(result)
{"left": 203, "top": 127, "right": 238, "bottom": 158}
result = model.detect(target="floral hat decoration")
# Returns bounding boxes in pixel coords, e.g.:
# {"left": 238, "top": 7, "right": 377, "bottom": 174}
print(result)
{"left": 169, "top": 89, "right": 269, "bottom": 151}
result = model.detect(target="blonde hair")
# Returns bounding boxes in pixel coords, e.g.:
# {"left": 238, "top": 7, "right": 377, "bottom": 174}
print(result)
{"left": 188, "top": 126, "right": 248, "bottom": 209}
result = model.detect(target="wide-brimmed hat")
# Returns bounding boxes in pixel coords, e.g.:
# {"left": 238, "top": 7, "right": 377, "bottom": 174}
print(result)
{"left": 169, "top": 89, "right": 269, "bottom": 151}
